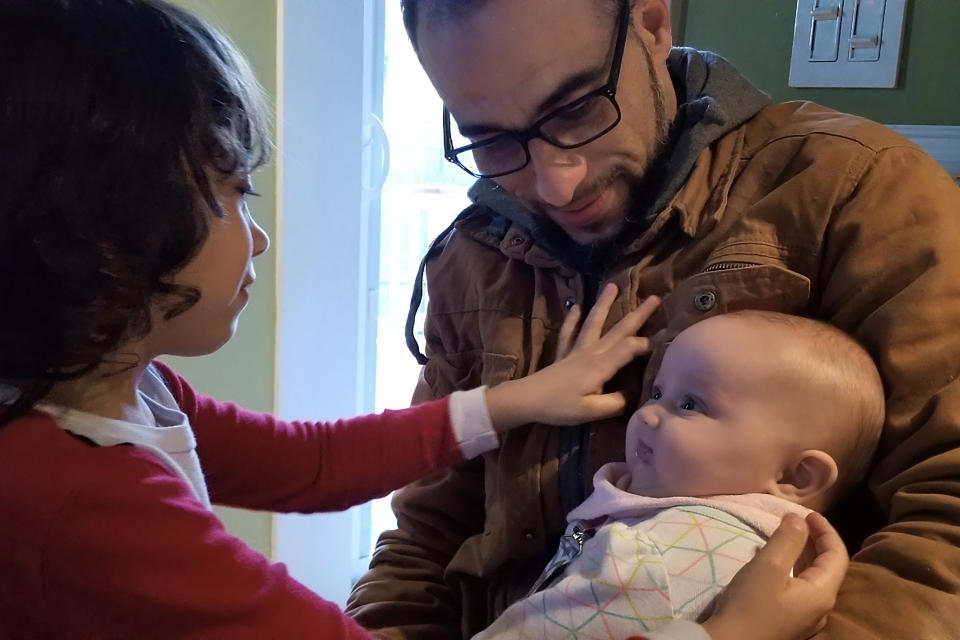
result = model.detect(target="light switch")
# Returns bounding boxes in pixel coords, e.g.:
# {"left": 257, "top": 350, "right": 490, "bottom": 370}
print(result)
{"left": 848, "top": 0, "right": 884, "bottom": 61}
{"left": 808, "top": 0, "right": 842, "bottom": 62}
{"left": 789, "top": 0, "right": 908, "bottom": 88}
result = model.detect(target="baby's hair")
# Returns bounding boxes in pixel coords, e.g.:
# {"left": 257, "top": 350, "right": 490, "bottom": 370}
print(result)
{"left": 0, "top": 0, "right": 270, "bottom": 425}
{"left": 723, "top": 310, "right": 886, "bottom": 502}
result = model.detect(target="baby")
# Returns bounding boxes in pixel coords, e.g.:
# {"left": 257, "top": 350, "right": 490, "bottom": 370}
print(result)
{"left": 476, "top": 310, "right": 885, "bottom": 640}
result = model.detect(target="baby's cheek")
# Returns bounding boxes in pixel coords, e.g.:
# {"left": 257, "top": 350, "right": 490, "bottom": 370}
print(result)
{"left": 667, "top": 444, "right": 718, "bottom": 490}
{"left": 624, "top": 411, "right": 643, "bottom": 441}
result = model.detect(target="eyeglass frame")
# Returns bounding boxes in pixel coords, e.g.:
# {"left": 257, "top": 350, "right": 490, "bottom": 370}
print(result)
{"left": 442, "top": 0, "right": 631, "bottom": 179}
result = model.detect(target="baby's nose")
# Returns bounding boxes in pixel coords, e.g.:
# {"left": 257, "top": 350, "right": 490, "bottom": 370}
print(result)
{"left": 636, "top": 403, "right": 661, "bottom": 429}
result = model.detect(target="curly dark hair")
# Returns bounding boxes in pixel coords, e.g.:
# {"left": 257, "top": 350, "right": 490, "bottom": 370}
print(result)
{"left": 0, "top": 0, "right": 270, "bottom": 425}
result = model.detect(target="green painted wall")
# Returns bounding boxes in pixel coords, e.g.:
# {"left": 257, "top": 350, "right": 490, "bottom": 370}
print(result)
{"left": 680, "top": 0, "right": 960, "bottom": 124}
{"left": 166, "top": 0, "right": 279, "bottom": 558}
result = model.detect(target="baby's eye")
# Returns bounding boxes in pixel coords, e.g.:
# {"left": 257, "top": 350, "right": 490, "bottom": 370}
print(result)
{"left": 679, "top": 396, "right": 704, "bottom": 413}
{"left": 650, "top": 387, "right": 662, "bottom": 401}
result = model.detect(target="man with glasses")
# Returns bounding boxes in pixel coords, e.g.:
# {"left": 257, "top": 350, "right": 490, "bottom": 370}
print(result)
{"left": 347, "top": 1, "right": 960, "bottom": 638}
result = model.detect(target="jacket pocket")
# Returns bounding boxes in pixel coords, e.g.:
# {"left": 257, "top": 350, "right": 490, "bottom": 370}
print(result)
{"left": 424, "top": 350, "right": 519, "bottom": 397}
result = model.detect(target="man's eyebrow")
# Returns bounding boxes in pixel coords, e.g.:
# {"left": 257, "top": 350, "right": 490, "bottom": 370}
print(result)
{"left": 456, "top": 65, "right": 606, "bottom": 138}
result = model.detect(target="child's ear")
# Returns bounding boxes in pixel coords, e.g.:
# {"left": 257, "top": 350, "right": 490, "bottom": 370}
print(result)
{"left": 771, "top": 450, "right": 839, "bottom": 507}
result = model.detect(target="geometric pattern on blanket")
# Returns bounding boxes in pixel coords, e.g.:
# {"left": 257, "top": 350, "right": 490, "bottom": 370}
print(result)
{"left": 473, "top": 505, "right": 765, "bottom": 640}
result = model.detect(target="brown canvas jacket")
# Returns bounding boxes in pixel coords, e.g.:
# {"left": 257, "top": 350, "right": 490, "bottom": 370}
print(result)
{"left": 346, "top": 101, "right": 960, "bottom": 639}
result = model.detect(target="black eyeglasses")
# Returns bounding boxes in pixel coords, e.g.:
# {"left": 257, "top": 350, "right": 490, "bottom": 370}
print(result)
{"left": 443, "top": 0, "right": 630, "bottom": 179}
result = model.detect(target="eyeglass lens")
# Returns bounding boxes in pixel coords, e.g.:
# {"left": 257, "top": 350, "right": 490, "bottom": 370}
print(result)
{"left": 451, "top": 93, "right": 619, "bottom": 177}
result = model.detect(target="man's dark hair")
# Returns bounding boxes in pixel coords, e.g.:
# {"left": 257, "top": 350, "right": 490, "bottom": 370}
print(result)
{"left": 0, "top": 0, "right": 270, "bottom": 425}
{"left": 401, "top": 0, "right": 475, "bottom": 52}
{"left": 401, "top": 0, "right": 628, "bottom": 52}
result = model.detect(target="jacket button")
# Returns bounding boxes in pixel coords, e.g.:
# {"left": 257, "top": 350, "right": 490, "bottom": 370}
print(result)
{"left": 694, "top": 290, "right": 716, "bottom": 312}
{"left": 563, "top": 297, "right": 576, "bottom": 311}
{"left": 522, "top": 529, "right": 536, "bottom": 541}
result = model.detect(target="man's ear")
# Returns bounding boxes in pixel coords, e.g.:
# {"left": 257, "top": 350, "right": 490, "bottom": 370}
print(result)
{"left": 771, "top": 450, "right": 839, "bottom": 507}
{"left": 632, "top": 0, "right": 673, "bottom": 60}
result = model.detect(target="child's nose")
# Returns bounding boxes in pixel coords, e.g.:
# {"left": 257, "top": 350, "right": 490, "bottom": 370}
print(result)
{"left": 250, "top": 217, "right": 270, "bottom": 257}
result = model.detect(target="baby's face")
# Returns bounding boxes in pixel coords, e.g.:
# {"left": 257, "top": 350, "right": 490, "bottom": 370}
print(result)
{"left": 624, "top": 316, "right": 799, "bottom": 498}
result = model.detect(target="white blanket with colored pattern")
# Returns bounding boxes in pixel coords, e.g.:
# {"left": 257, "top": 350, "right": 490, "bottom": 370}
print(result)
{"left": 473, "top": 462, "right": 810, "bottom": 640}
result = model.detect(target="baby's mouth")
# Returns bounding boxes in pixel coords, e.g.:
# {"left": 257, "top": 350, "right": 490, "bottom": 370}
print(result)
{"left": 634, "top": 441, "right": 653, "bottom": 463}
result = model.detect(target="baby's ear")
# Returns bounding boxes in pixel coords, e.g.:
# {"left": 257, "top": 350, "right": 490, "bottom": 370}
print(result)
{"left": 771, "top": 450, "right": 839, "bottom": 507}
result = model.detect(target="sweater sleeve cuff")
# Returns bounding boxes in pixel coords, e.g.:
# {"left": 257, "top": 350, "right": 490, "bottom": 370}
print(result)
{"left": 448, "top": 387, "right": 499, "bottom": 459}
{"left": 629, "top": 620, "right": 712, "bottom": 640}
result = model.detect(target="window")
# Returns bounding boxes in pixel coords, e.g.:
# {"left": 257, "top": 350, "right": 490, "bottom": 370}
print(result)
{"left": 360, "top": 0, "right": 474, "bottom": 563}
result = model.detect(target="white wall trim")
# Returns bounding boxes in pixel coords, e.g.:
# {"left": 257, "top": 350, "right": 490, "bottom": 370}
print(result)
{"left": 886, "top": 124, "right": 960, "bottom": 179}
{"left": 274, "top": 0, "right": 367, "bottom": 608}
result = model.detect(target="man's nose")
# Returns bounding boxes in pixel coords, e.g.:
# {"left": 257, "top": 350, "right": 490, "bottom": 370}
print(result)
{"left": 527, "top": 138, "right": 587, "bottom": 207}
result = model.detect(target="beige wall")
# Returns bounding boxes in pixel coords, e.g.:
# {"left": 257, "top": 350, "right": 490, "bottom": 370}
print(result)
{"left": 166, "top": 0, "right": 280, "bottom": 558}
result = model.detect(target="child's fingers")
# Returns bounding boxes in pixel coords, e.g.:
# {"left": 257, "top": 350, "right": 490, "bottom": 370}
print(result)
{"left": 592, "top": 336, "right": 652, "bottom": 379}
{"left": 750, "top": 513, "right": 810, "bottom": 577}
{"left": 556, "top": 304, "right": 581, "bottom": 359}
{"left": 625, "top": 335, "right": 654, "bottom": 357}
{"left": 796, "top": 512, "right": 849, "bottom": 593}
{"left": 807, "top": 512, "right": 846, "bottom": 556}
{"left": 574, "top": 283, "right": 619, "bottom": 348}
{"left": 578, "top": 392, "right": 628, "bottom": 420}
{"left": 599, "top": 295, "right": 661, "bottom": 345}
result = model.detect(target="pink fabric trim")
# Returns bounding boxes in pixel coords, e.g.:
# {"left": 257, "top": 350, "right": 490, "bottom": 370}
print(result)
{"left": 567, "top": 462, "right": 811, "bottom": 537}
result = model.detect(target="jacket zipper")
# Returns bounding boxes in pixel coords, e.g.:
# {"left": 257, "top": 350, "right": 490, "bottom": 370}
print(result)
{"left": 558, "top": 270, "right": 601, "bottom": 517}
{"left": 703, "top": 261, "right": 759, "bottom": 272}
{"left": 527, "top": 523, "right": 598, "bottom": 595}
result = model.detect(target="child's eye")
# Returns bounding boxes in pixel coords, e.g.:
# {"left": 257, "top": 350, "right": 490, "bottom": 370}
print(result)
{"left": 679, "top": 396, "right": 705, "bottom": 413}
{"left": 650, "top": 387, "right": 662, "bottom": 401}
{"left": 236, "top": 173, "right": 260, "bottom": 198}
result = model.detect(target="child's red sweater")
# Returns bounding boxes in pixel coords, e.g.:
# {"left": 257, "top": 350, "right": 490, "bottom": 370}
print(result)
{"left": 0, "top": 362, "right": 470, "bottom": 639}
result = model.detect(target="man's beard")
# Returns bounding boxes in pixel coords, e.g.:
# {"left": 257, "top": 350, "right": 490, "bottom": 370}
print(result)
{"left": 565, "top": 47, "right": 677, "bottom": 271}
{"left": 624, "top": 41, "right": 676, "bottom": 228}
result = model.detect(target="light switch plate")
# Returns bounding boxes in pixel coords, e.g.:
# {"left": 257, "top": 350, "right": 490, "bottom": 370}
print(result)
{"left": 789, "top": 0, "right": 908, "bottom": 88}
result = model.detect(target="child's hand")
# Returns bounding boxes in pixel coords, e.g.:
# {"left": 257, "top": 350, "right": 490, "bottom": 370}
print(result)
{"left": 485, "top": 283, "right": 659, "bottom": 432}
{"left": 700, "top": 512, "right": 849, "bottom": 640}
